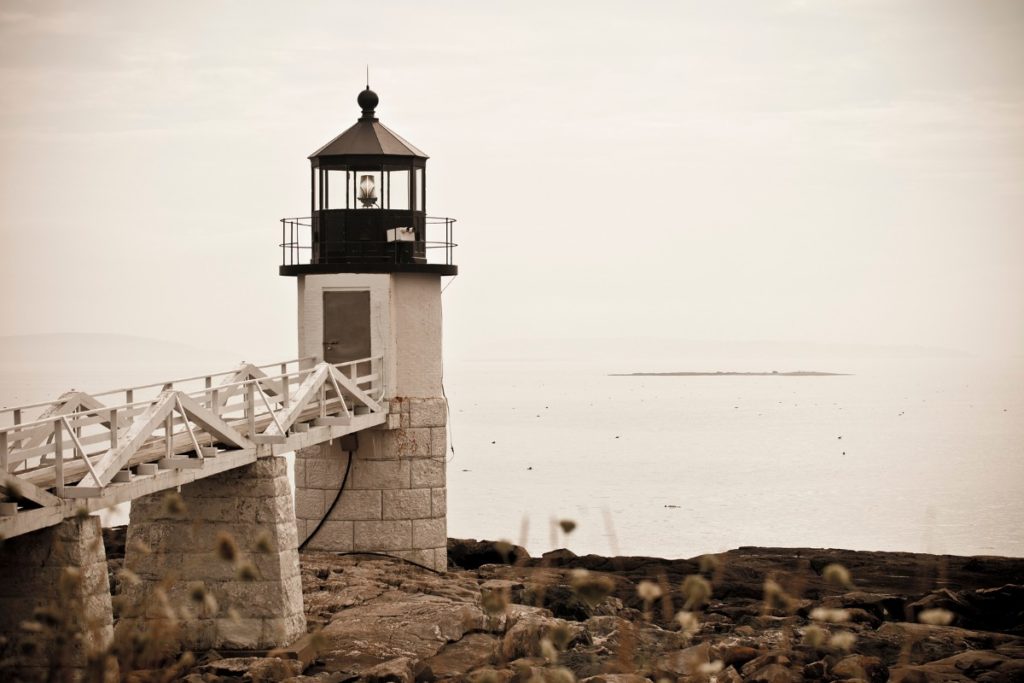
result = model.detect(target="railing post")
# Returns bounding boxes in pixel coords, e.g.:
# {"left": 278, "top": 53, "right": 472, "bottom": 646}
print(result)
{"left": 73, "top": 411, "right": 83, "bottom": 462}
{"left": 13, "top": 408, "right": 21, "bottom": 427}
{"left": 370, "top": 356, "right": 379, "bottom": 400}
{"left": 246, "top": 382, "right": 256, "bottom": 436}
{"left": 0, "top": 431, "right": 8, "bottom": 474}
{"left": 54, "top": 418, "right": 64, "bottom": 490}
{"left": 281, "top": 364, "right": 290, "bottom": 409}
{"left": 110, "top": 407, "right": 119, "bottom": 450}
{"left": 74, "top": 407, "right": 83, "bottom": 457}
{"left": 165, "top": 413, "right": 173, "bottom": 459}
{"left": 211, "top": 388, "right": 220, "bottom": 415}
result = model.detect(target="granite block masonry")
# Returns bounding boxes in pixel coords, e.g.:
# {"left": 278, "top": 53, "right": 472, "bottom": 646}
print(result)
{"left": 119, "top": 455, "right": 305, "bottom": 651}
{"left": 296, "top": 396, "right": 448, "bottom": 572}
{"left": 0, "top": 516, "right": 116, "bottom": 680}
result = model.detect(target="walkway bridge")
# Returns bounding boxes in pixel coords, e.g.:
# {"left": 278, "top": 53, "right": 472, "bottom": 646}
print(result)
{"left": 0, "top": 356, "right": 387, "bottom": 541}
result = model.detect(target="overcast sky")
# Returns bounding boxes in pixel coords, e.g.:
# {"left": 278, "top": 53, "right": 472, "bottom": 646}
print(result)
{"left": 1, "top": 0, "right": 1021, "bottom": 361}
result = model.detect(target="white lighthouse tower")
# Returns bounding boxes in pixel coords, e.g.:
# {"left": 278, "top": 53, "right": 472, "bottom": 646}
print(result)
{"left": 281, "top": 86, "right": 456, "bottom": 571}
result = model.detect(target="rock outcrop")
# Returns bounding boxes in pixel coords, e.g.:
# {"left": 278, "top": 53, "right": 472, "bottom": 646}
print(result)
{"left": 91, "top": 532, "right": 1024, "bottom": 682}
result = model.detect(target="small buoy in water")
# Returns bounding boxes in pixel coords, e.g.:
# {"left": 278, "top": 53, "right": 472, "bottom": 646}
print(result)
{"left": 527, "top": 466, "right": 532, "bottom": 470}
{"left": 842, "top": 451, "right": 846, "bottom": 455}
{"left": 491, "top": 440, "right": 496, "bottom": 444}
{"left": 838, "top": 436, "right": 842, "bottom": 440}
{"left": 615, "top": 435, "right": 620, "bottom": 439}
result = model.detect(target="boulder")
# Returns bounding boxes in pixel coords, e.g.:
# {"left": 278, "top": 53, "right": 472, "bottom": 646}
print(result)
{"left": 281, "top": 674, "right": 348, "bottom": 683}
{"left": 193, "top": 656, "right": 304, "bottom": 681}
{"left": 831, "top": 654, "right": 887, "bottom": 683}
{"left": 579, "top": 675, "right": 651, "bottom": 683}
{"left": 584, "top": 616, "right": 685, "bottom": 673}
{"left": 888, "top": 663, "right": 973, "bottom": 682}
{"left": 740, "top": 654, "right": 791, "bottom": 678}
{"left": 819, "top": 591, "right": 907, "bottom": 622}
{"left": 501, "top": 612, "right": 589, "bottom": 660}
{"left": 925, "top": 649, "right": 1019, "bottom": 682}
{"left": 421, "top": 633, "right": 499, "bottom": 680}
{"left": 540, "top": 549, "right": 579, "bottom": 565}
{"left": 363, "top": 656, "right": 415, "bottom": 683}
{"left": 907, "top": 585, "right": 1024, "bottom": 634}
{"left": 717, "top": 666, "right": 743, "bottom": 683}
{"left": 803, "top": 659, "right": 827, "bottom": 680}
{"left": 655, "top": 641, "right": 711, "bottom": 678}
{"left": 712, "top": 643, "right": 760, "bottom": 669}
{"left": 874, "top": 622, "right": 1022, "bottom": 666}
{"left": 466, "top": 668, "right": 516, "bottom": 683}
{"left": 522, "top": 583, "right": 598, "bottom": 622}
{"left": 317, "top": 594, "right": 489, "bottom": 676}
{"left": 746, "top": 663, "right": 797, "bottom": 683}
{"left": 448, "top": 539, "right": 530, "bottom": 569}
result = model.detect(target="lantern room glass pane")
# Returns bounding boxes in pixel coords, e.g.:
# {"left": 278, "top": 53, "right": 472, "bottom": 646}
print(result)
{"left": 387, "top": 170, "right": 410, "bottom": 210}
{"left": 325, "top": 170, "right": 349, "bottom": 209}
{"left": 415, "top": 168, "right": 424, "bottom": 211}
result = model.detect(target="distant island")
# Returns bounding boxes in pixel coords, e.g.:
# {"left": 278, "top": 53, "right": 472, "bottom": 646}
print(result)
{"left": 610, "top": 370, "right": 849, "bottom": 376}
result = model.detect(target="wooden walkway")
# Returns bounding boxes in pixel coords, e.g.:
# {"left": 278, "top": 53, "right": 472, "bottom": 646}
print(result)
{"left": 0, "top": 356, "right": 387, "bottom": 539}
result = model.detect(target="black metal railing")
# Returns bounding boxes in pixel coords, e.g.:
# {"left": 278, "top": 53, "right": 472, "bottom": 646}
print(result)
{"left": 279, "top": 216, "right": 456, "bottom": 267}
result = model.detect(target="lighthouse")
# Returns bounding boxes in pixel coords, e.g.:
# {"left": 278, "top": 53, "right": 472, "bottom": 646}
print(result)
{"left": 280, "top": 86, "right": 456, "bottom": 572}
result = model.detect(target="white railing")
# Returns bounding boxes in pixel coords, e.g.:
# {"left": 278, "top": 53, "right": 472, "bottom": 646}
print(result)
{"left": 0, "top": 356, "right": 386, "bottom": 508}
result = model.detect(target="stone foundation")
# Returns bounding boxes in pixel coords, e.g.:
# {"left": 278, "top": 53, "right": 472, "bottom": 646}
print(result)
{"left": 119, "top": 456, "right": 305, "bottom": 651}
{"left": 0, "top": 516, "right": 116, "bottom": 681}
{"left": 296, "top": 396, "right": 447, "bottom": 572}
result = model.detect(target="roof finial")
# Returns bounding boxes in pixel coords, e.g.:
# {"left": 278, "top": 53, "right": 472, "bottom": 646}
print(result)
{"left": 357, "top": 77, "right": 379, "bottom": 121}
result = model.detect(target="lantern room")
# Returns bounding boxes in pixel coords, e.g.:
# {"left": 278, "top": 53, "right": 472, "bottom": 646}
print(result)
{"left": 279, "top": 86, "right": 457, "bottom": 276}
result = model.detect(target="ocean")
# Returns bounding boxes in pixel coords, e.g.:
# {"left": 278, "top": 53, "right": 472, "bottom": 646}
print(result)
{"left": 443, "top": 354, "right": 1024, "bottom": 559}
{"left": 2, "top": 342, "right": 1022, "bottom": 559}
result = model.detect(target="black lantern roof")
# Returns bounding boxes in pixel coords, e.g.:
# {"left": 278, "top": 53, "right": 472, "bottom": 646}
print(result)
{"left": 309, "top": 87, "right": 427, "bottom": 163}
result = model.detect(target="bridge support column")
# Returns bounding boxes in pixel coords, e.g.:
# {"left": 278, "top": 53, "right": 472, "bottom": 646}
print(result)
{"left": 296, "top": 396, "right": 447, "bottom": 572}
{"left": 0, "top": 516, "right": 116, "bottom": 680}
{"left": 119, "top": 456, "right": 305, "bottom": 652}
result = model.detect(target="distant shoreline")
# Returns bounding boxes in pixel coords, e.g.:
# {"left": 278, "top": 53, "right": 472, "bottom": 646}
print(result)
{"left": 609, "top": 370, "right": 850, "bottom": 377}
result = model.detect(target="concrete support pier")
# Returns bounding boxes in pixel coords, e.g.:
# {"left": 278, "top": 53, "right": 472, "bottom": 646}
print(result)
{"left": 119, "top": 456, "right": 305, "bottom": 651}
{"left": 0, "top": 516, "right": 116, "bottom": 680}
{"left": 296, "top": 396, "right": 448, "bottom": 571}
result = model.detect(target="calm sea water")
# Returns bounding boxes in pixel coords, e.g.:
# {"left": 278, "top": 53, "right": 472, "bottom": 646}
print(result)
{"left": 3, "top": 351, "right": 1022, "bottom": 559}
{"left": 443, "top": 356, "right": 1024, "bottom": 559}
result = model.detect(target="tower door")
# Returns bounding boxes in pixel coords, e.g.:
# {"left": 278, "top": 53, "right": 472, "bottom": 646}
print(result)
{"left": 322, "top": 290, "right": 371, "bottom": 365}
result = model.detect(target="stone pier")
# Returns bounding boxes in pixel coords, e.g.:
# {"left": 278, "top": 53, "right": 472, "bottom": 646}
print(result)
{"left": 119, "top": 455, "right": 305, "bottom": 651}
{"left": 296, "top": 396, "right": 448, "bottom": 572}
{"left": 0, "top": 516, "right": 116, "bottom": 680}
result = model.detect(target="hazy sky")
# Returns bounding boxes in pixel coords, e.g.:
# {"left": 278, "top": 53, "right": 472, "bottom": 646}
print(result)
{"left": 1, "top": 0, "right": 1022, "bottom": 361}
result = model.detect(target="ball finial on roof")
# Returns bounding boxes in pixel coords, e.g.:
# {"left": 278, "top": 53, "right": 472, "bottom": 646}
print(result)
{"left": 358, "top": 86, "right": 379, "bottom": 119}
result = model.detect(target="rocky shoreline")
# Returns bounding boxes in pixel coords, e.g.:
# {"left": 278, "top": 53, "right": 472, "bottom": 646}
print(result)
{"left": 102, "top": 531, "right": 1024, "bottom": 682}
